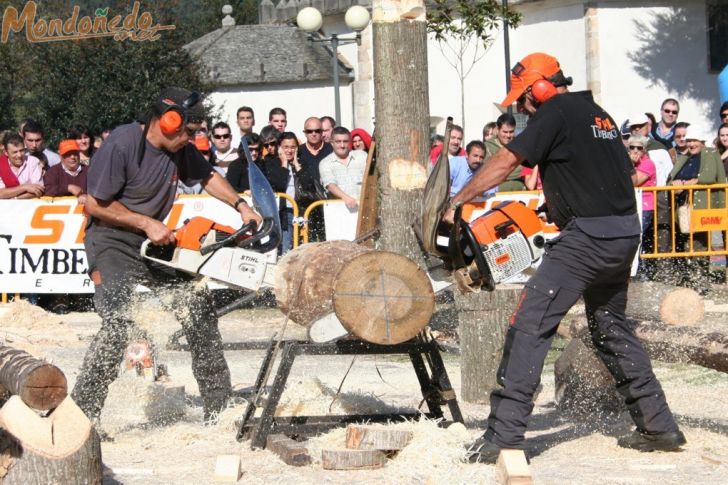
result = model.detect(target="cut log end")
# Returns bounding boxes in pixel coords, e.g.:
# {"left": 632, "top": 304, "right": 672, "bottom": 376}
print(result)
{"left": 19, "top": 365, "right": 68, "bottom": 410}
{"left": 658, "top": 287, "right": 704, "bottom": 326}
{"left": 333, "top": 251, "right": 434, "bottom": 344}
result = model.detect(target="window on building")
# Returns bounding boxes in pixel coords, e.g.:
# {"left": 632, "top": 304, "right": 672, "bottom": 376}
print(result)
{"left": 708, "top": 0, "right": 728, "bottom": 72}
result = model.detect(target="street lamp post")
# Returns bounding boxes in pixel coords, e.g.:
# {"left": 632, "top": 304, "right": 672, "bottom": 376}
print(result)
{"left": 297, "top": 6, "right": 371, "bottom": 126}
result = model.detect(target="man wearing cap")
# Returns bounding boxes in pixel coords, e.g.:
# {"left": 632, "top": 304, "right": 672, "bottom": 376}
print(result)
{"left": 43, "top": 139, "right": 87, "bottom": 198}
{"left": 72, "top": 87, "right": 262, "bottom": 424}
{"left": 656, "top": 126, "right": 726, "bottom": 287}
{"left": 444, "top": 52, "right": 685, "bottom": 462}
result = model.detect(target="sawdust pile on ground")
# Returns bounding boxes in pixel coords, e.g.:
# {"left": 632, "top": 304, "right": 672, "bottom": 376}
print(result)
{"left": 0, "top": 301, "right": 76, "bottom": 354}
{"left": 275, "top": 376, "right": 411, "bottom": 417}
{"left": 0, "top": 300, "right": 63, "bottom": 329}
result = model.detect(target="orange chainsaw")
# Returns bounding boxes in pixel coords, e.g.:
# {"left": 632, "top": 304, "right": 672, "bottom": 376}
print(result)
{"left": 447, "top": 201, "right": 545, "bottom": 292}
{"left": 419, "top": 117, "right": 545, "bottom": 292}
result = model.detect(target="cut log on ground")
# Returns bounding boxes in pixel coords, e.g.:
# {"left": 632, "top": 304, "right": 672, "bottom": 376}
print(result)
{"left": 275, "top": 241, "right": 435, "bottom": 345}
{"left": 627, "top": 281, "right": 704, "bottom": 326}
{"left": 456, "top": 286, "right": 522, "bottom": 403}
{"left": 554, "top": 338, "right": 624, "bottom": 416}
{"left": 345, "top": 425, "right": 413, "bottom": 451}
{"left": 0, "top": 395, "right": 102, "bottom": 484}
{"left": 563, "top": 317, "right": 728, "bottom": 374}
{"left": 266, "top": 434, "right": 311, "bottom": 466}
{"left": 0, "top": 344, "right": 67, "bottom": 410}
{"left": 321, "top": 449, "right": 387, "bottom": 470}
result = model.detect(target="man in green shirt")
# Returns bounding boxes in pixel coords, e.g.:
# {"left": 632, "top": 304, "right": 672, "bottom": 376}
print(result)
{"left": 487, "top": 114, "right": 525, "bottom": 192}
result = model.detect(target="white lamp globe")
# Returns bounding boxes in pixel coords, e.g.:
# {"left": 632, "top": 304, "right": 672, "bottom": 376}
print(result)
{"left": 345, "top": 5, "right": 371, "bottom": 32}
{"left": 297, "top": 7, "right": 323, "bottom": 33}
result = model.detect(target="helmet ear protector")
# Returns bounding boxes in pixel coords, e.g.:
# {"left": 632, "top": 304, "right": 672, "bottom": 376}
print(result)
{"left": 154, "top": 91, "right": 201, "bottom": 135}
{"left": 512, "top": 62, "right": 573, "bottom": 104}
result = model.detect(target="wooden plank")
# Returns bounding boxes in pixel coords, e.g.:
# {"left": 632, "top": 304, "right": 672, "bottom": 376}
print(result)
{"left": 496, "top": 449, "right": 532, "bottom": 485}
{"left": 213, "top": 455, "right": 241, "bottom": 482}
{"left": 266, "top": 434, "right": 311, "bottom": 466}
{"left": 345, "top": 425, "right": 413, "bottom": 451}
{"left": 355, "top": 139, "right": 378, "bottom": 243}
{"left": 321, "top": 449, "right": 387, "bottom": 470}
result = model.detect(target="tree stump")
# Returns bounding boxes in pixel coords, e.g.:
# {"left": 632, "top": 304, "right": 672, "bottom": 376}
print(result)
{"left": 0, "top": 345, "right": 67, "bottom": 411}
{"left": 274, "top": 241, "right": 435, "bottom": 344}
{"left": 455, "top": 286, "right": 522, "bottom": 403}
{"left": 0, "top": 396, "right": 102, "bottom": 485}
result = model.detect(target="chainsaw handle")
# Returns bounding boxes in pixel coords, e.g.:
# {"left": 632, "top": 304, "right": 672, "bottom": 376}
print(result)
{"left": 448, "top": 206, "right": 495, "bottom": 291}
{"left": 199, "top": 220, "right": 257, "bottom": 256}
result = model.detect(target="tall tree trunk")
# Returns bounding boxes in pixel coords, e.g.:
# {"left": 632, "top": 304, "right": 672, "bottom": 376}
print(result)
{"left": 373, "top": 1, "right": 430, "bottom": 262}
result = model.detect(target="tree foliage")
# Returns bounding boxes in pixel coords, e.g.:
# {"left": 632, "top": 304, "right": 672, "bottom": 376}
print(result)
{"left": 426, "top": 0, "right": 521, "bottom": 130}
{"left": 427, "top": 0, "right": 521, "bottom": 48}
{"left": 0, "top": 0, "right": 257, "bottom": 146}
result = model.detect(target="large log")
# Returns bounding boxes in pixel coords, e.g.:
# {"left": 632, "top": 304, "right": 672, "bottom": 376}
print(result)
{"left": 0, "top": 396, "right": 102, "bottom": 484}
{"left": 274, "top": 241, "right": 435, "bottom": 344}
{"left": 456, "top": 287, "right": 522, "bottom": 403}
{"left": 627, "top": 281, "right": 704, "bottom": 326}
{"left": 0, "top": 344, "right": 67, "bottom": 411}
{"left": 563, "top": 317, "right": 728, "bottom": 374}
{"left": 553, "top": 338, "right": 623, "bottom": 416}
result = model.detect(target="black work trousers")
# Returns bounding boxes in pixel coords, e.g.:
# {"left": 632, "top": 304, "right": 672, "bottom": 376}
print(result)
{"left": 72, "top": 225, "right": 232, "bottom": 420}
{"left": 484, "top": 220, "right": 679, "bottom": 448}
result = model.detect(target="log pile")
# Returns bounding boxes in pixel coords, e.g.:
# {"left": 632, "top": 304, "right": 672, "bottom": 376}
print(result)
{"left": 274, "top": 241, "right": 435, "bottom": 344}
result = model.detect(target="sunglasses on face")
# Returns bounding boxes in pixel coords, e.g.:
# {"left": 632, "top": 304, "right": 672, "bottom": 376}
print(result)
{"left": 213, "top": 133, "right": 231, "bottom": 140}
{"left": 263, "top": 141, "right": 277, "bottom": 148}
{"left": 304, "top": 129, "right": 323, "bottom": 134}
{"left": 628, "top": 145, "right": 644, "bottom": 151}
{"left": 663, "top": 109, "right": 678, "bottom": 115}
{"left": 722, "top": 112, "right": 728, "bottom": 118}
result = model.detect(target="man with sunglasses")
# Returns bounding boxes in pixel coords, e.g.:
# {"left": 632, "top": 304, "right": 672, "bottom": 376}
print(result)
{"left": 444, "top": 53, "right": 685, "bottom": 463}
{"left": 651, "top": 98, "right": 680, "bottom": 148}
{"left": 719, "top": 101, "right": 728, "bottom": 124}
{"left": 210, "top": 121, "right": 240, "bottom": 174}
{"left": 74, "top": 87, "right": 262, "bottom": 426}
{"left": 298, "top": 117, "right": 332, "bottom": 241}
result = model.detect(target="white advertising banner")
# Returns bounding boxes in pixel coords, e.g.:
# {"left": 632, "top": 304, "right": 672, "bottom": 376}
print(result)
{"left": 0, "top": 190, "right": 638, "bottom": 293}
{"left": 0, "top": 195, "right": 251, "bottom": 294}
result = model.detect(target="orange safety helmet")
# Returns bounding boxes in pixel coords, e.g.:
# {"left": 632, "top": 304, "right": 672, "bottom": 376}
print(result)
{"left": 502, "top": 53, "right": 570, "bottom": 107}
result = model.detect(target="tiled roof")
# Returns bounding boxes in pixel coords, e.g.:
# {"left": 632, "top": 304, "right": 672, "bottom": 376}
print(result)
{"left": 184, "top": 24, "right": 354, "bottom": 86}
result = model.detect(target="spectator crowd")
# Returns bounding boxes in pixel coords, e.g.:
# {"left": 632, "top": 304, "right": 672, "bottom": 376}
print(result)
{"left": 2, "top": 96, "right": 727, "bottom": 298}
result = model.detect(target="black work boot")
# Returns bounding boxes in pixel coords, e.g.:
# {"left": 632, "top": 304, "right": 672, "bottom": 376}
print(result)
{"left": 617, "top": 429, "right": 687, "bottom": 452}
{"left": 465, "top": 436, "right": 502, "bottom": 464}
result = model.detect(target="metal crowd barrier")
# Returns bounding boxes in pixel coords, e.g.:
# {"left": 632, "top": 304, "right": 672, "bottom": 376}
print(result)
{"left": 299, "top": 199, "right": 346, "bottom": 245}
{"left": 640, "top": 184, "right": 728, "bottom": 258}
